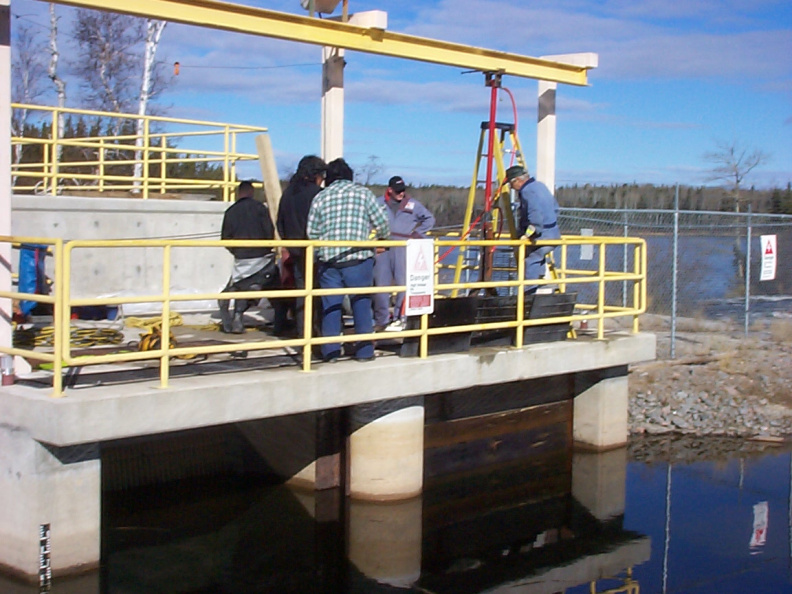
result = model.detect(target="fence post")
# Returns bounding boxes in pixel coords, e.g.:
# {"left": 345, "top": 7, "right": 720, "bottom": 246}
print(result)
{"left": 670, "top": 184, "right": 679, "bottom": 359}
{"left": 744, "top": 204, "right": 752, "bottom": 337}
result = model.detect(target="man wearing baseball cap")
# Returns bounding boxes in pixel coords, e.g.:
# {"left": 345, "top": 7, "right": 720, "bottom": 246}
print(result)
{"left": 374, "top": 175, "right": 435, "bottom": 331}
{"left": 504, "top": 165, "right": 561, "bottom": 293}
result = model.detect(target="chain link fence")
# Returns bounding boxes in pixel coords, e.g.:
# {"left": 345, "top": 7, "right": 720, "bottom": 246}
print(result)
{"left": 559, "top": 206, "right": 792, "bottom": 356}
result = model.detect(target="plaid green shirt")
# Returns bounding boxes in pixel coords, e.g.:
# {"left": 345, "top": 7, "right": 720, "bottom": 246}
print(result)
{"left": 307, "top": 180, "right": 390, "bottom": 264}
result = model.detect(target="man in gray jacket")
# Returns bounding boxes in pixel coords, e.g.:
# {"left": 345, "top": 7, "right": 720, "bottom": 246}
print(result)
{"left": 505, "top": 165, "right": 561, "bottom": 293}
{"left": 373, "top": 176, "right": 435, "bottom": 331}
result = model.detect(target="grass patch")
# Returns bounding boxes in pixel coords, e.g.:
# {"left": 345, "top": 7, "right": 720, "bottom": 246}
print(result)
{"left": 769, "top": 319, "right": 792, "bottom": 343}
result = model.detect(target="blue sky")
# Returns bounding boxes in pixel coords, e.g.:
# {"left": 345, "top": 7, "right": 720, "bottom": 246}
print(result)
{"left": 11, "top": 0, "right": 792, "bottom": 189}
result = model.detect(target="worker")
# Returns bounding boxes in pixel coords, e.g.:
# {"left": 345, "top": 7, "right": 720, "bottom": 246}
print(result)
{"left": 373, "top": 175, "right": 435, "bottom": 332}
{"left": 276, "top": 155, "right": 327, "bottom": 337}
{"left": 306, "top": 158, "right": 390, "bottom": 362}
{"left": 505, "top": 165, "right": 561, "bottom": 293}
{"left": 219, "top": 180, "right": 278, "bottom": 333}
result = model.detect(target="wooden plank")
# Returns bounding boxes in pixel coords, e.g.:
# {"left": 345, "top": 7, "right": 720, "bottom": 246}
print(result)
{"left": 425, "top": 400, "right": 571, "bottom": 448}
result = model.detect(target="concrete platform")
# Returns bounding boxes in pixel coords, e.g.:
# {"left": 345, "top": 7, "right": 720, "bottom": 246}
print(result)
{"left": 1, "top": 332, "right": 655, "bottom": 447}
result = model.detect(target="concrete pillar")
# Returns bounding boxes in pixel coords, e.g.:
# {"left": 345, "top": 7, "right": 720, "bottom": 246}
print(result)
{"left": 348, "top": 496, "right": 422, "bottom": 588}
{"left": 321, "top": 46, "right": 345, "bottom": 162}
{"left": 320, "top": 11, "right": 386, "bottom": 163}
{"left": 573, "top": 375, "right": 629, "bottom": 450}
{"left": 1, "top": 0, "right": 12, "bottom": 350}
{"left": 536, "top": 80, "right": 557, "bottom": 193}
{"left": 348, "top": 398, "right": 424, "bottom": 501}
{"left": 536, "top": 53, "right": 598, "bottom": 194}
{"left": 572, "top": 447, "right": 627, "bottom": 521}
{"left": 0, "top": 427, "right": 100, "bottom": 580}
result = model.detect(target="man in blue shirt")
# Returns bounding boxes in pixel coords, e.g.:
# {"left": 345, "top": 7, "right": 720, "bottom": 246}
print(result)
{"left": 505, "top": 166, "right": 561, "bottom": 293}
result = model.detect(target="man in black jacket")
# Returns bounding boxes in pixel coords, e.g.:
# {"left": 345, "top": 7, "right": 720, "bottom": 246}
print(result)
{"left": 276, "top": 155, "right": 326, "bottom": 336}
{"left": 219, "top": 180, "right": 277, "bottom": 333}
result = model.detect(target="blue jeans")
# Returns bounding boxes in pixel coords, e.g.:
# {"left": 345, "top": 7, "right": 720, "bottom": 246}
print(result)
{"left": 318, "top": 258, "right": 375, "bottom": 360}
{"left": 524, "top": 245, "right": 557, "bottom": 292}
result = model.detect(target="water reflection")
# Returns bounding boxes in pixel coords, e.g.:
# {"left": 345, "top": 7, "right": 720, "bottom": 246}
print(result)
{"left": 612, "top": 437, "right": 792, "bottom": 594}
{"left": 9, "top": 437, "right": 792, "bottom": 592}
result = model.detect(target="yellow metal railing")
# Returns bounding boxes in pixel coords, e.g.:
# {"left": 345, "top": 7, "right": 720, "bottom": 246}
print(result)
{"left": 0, "top": 235, "right": 646, "bottom": 397}
{"left": 11, "top": 104, "right": 267, "bottom": 201}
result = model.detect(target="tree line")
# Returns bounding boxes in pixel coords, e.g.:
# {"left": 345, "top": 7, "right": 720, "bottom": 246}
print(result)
{"left": 380, "top": 182, "right": 792, "bottom": 229}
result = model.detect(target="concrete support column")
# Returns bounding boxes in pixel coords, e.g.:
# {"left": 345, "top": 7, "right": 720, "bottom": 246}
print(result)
{"left": 0, "top": 427, "right": 100, "bottom": 580}
{"left": 1, "top": 0, "right": 12, "bottom": 350}
{"left": 348, "top": 496, "right": 422, "bottom": 588}
{"left": 321, "top": 46, "right": 345, "bottom": 162}
{"left": 536, "top": 80, "right": 557, "bottom": 193}
{"left": 573, "top": 374, "right": 629, "bottom": 450}
{"left": 348, "top": 397, "right": 424, "bottom": 501}
{"left": 572, "top": 447, "right": 627, "bottom": 521}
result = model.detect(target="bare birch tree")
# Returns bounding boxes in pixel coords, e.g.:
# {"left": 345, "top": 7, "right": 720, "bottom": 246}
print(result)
{"left": 48, "top": 3, "right": 68, "bottom": 160}
{"left": 133, "top": 19, "right": 167, "bottom": 189}
{"left": 11, "top": 23, "right": 47, "bottom": 170}
{"left": 72, "top": 9, "right": 145, "bottom": 131}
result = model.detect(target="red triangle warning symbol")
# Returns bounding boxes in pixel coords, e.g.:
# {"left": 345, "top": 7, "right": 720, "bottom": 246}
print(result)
{"left": 414, "top": 247, "right": 430, "bottom": 272}
{"left": 764, "top": 243, "right": 774, "bottom": 255}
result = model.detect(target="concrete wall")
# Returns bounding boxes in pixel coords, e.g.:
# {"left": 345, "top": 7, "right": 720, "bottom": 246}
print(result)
{"left": 11, "top": 195, "right": 232, "bottom": 309}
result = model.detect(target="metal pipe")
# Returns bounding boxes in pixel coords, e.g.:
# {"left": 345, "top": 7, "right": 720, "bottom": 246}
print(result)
{"left": 744, "top": 204, "right": 752, "bottom": 336}
{"left": 671, "top": 184, "right": 679, "bottom": 359}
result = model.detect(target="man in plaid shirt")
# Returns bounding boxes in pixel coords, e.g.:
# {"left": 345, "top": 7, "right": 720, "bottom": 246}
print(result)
{"left": 307, "top": 158, "right": 390, "bottom": 362}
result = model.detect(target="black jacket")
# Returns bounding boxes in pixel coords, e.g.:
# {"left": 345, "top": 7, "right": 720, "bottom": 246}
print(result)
{"left": 221, "top": 197, "right": 275, "bottom": 259}
{"left": 276, "top": 180, "right": 322, "bottom": 241}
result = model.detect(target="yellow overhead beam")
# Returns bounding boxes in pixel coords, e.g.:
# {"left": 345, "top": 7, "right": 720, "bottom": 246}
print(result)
{"left": 45, "top": 0, "right": 591, "bottom": 86}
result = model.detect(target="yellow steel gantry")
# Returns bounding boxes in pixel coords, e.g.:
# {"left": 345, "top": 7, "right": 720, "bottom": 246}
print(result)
{"left": 44, "top": 0, "right": 592, "bottom": 86}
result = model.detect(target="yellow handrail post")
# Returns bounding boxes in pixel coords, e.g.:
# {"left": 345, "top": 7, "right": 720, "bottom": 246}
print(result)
{"left": 302, "top": 245, "right": 315, "bottom": 372}
{"left": 419, "top": 312, "right": 429, "bottom": 358}
{"left": 634, "top": 242, "right": 645, "bottom": 333}
{"left": 559, "top": 242, "right": 568, "bottom": 293}
{"left": 223, "top": 126, "right": 231, "bottom": 202}
{"left": 160, "top": 244, "right": 171, "bottom": 388}
{"left": 51, "top": 109, "right": 60, "bottom": 196}
{"left": 514, "top": 241, "right": 525, "bottom": 349}
{"left": 52, "top": 240, "right": 65, "bottom": 397}
{"left": 42, "top": 143, "right": 50, "bottom": 195}
{"left": 160, "top": 136, "right": 167, "bottom": 194}
{"left": 143, "top": 118, "right": 151, "bottom": 199}
{"left": 98, "top": 139, "right": 105, "bottom": 192}
{"left": 230, "top": 131, "right": 238, "bottom": 196}
{"left": 597, "top": 241, "right": 606, "bottom": 340}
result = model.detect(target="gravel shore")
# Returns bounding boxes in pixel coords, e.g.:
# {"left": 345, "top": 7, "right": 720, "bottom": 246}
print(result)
{"left": 628, "top": 315, "right": 792, "bottom": 440}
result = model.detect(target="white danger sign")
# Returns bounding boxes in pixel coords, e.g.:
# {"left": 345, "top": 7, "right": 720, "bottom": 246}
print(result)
{"left": 760, "top": 235, "right": 777, "bottom": 281}
{"left": 405, "top": 239, "right": 435, "bottom": 316}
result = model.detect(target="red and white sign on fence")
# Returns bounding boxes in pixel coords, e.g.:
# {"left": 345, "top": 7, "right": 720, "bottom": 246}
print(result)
{"left": 405, "top": 239, "right": 435, "bottom": 316}
{"left": 760, "top": 235, "right": 777, "bottom": 281}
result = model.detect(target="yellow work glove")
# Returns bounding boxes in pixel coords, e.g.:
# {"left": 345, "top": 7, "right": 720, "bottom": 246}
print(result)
{"left": 521, "top": 225, "right": 537, "bottom": 240}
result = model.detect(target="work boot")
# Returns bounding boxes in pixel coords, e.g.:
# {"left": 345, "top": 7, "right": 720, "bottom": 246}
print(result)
{"left": 218, "top": 299, "right": 233, "bottom": 333}
{"left": 231, "top": 312, "right": 245, "bottom": 334}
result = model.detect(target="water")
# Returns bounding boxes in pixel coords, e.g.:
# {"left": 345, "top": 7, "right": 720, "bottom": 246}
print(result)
{"left": 617, "top": 444, "right": 792, "bottom": 594}
{"left": 5, "top": 438, "right": 792, "bottom": 593}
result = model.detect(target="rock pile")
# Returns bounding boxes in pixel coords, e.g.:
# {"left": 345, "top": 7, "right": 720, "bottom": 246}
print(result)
{"left": 628, "top": 317, "right": 792, "bottom": 440}
{"left": 630, "top": 388, "right": 792, "bottom": 439}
